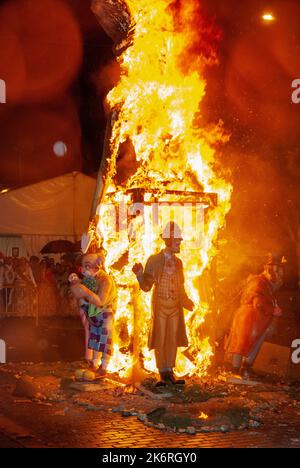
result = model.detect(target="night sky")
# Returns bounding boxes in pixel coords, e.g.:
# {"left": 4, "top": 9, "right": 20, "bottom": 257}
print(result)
{"left": 0, "top": 0, "right": 300, "bottom": 276}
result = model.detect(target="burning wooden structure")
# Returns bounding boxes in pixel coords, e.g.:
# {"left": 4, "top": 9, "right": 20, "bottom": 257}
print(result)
{"left": 88, "top": 0, "right": 232, "bottom": 379}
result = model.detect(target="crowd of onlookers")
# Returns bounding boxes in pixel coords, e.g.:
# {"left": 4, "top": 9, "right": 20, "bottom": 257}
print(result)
{"left": 0, "top": 253, "right": 80, "bottom": 317}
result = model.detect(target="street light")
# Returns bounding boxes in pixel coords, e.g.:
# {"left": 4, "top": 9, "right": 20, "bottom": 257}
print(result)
{"left": 262, "top": 13, "right": 276, "bottom": 22}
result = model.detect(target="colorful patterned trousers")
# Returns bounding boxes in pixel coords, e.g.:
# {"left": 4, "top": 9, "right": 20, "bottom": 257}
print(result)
{"left": 88, "top": 309, "right": 114, "bottom": 370}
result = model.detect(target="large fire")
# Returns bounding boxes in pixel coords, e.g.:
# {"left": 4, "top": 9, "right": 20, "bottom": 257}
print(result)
{"left": 96, "top": 0, "right": 232, "bottom": 379}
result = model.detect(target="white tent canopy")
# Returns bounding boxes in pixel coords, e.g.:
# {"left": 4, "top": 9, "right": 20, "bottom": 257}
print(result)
{"left": 0, "top": 172, "right": 96, "bottom": 257}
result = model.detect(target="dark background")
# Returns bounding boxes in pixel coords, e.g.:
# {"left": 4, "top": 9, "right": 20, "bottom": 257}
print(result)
{"left": 0, "top": 0, "right": 300, "bottom": 280}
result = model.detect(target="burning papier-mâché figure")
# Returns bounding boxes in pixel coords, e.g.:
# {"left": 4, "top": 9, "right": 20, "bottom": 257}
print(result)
{"left": 69, "top": 252, "right": 117, "bottom": 378}
{"left": 225, "top": 253, "right": 285, "bottom": 379}
{"left": 132, "top": 222, "right": 194, "bottom": 387}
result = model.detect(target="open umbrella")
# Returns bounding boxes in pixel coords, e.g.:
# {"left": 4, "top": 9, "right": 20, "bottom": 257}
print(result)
{"left": 40, "top": 240, "right": 79, "bottom": 254}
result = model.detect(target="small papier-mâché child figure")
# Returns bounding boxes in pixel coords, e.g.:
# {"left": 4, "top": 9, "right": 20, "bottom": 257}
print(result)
{"left": 70, "top": 252, "right": 116, "bottom": 378}
{"left": 69, "top": 269, "right": 101, "bottom": 363}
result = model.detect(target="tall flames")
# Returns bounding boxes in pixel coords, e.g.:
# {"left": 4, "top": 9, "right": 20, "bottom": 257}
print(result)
{"left": 96, "top": 0, "right": 232, "bottom": 379}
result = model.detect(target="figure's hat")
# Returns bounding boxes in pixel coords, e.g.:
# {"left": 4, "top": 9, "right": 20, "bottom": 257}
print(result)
{"left": 264, "top": 253, "right": 287, "bottom": 267}
{"left": 82, "top": 253, "right": 98, "bottom": 266}
{"left": 162, "top": 221, "right": 183, "bottom": 241}
{"left": 82, "top": 250, "right": 106, "bottom": 268}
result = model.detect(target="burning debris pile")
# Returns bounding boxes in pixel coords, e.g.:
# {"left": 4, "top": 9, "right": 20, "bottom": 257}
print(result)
{"left": 143, "top": 405, "right": 260, "bottom": 434}
{"left": 91, "top": 0, "right": 232, "bottom": 379}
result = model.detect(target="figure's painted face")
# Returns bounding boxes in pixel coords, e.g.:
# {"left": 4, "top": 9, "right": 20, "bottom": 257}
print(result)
{"left": 266, "top": 265, "right": 284, "bottom": 290}
{"left": 273, "top": 265, "right": 284, "bottom": 289}
{"left": 82, "top": 261, "right": 98, "bottom": 278}
{"left": 169, "top": 238, "right": 182, "bottom": 254}
{"left": 69, "top": 273, "right": 80, "bottom": 284}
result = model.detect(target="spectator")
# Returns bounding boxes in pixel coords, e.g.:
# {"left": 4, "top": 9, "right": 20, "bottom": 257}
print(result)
{"left": 37, "top": 260, "right": 58, "bottom": 316}
{"left": 9, "top": 258, "right": 37, "bottom": 316}
{"left": 29, "top": 256, "right": 40, "bottom": 284}
{"left": 4, "top": 257, "right": 16, "bottom": 308}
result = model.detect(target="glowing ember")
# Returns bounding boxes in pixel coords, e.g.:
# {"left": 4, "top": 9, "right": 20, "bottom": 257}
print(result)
{"left": 97, "top": 0, "right": 232, "bottom": 379}
{"left": 199, "top": 412, "right": 209, "bottom": 420}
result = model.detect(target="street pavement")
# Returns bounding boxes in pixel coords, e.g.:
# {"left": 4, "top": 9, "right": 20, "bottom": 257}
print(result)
{"left": 1, "top": 398, "right": 300, "bottom": 448}
{"left": 1, "top": 318, "right": 300, "bottom": 448}
{"left": 0, "top": 362, "right": 300, "bottom": 448}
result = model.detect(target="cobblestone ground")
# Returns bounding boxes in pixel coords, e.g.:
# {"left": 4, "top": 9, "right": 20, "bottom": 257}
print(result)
{"left": 0, "top": 363, "right": 300, "bottom": 448}
{"left": 1, "top": 398, "right": 300, "bottom": 448}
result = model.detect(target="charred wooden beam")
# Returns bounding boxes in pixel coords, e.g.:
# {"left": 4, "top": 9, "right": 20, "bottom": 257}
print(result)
{"left": 106, "top": 187, "right": 218, "bottom": 207}
{"left": 91, "top": 0, "right": 135, "bottom": 56}
{"left": 90, "top": 111, "right": 118, "bottom": 219}
{"left": 83, "top": 1, "right": 135, "bottom": 254}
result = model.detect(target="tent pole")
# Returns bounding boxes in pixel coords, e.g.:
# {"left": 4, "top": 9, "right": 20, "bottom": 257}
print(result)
{"left": 90, "top": 111, "right": 115, "bottom": 220}
{"left": 83, "top": 110, "right": 118, "bottom": 253}
{"left": 88, "top": 0, "right": 133, "bottom": 228}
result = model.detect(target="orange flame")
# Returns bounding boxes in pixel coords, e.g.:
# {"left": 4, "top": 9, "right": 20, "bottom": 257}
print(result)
{"left": 97, "top": 0, "right": 232, "bottom": 379}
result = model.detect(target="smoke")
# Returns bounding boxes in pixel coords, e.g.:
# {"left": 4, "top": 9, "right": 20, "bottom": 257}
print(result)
{"left": 217, "top": 138, "right": 299, "bottom": 289}
{"left": 197, "top": 0, "right": 300, "bottom": 289}
{"left": 168, "top": 0, "right": 221, "bottom": 73}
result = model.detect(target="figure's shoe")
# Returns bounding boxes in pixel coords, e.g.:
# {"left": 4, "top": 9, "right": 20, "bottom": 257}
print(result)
{"left": 155, "top": 380, "right": 167, "bottom": 388}
{"left": 241, "top": 365, "right": 257, "bottom": 380}
{"left": 165, "top": 372, "right": 186, "bottom": 386}
{"left": 94, "top": 367, "right": 108, "bottom": 379}
{"left": 87, "top": 363, "right": 101, "bottom": 373}
{"left": 87, "top": 361, "right": 97, "bottom": 371}
{"left": 155, "top": 372, "right": 168, "bottom": 388}
{"left": 225, "top": 367, "right": 242, "bottom": 383}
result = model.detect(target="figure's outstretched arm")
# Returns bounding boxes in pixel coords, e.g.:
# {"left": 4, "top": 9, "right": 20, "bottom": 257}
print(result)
{"left": 252, "top": 295, "right": 280, "bottom": 317}
{"left": 132, "top": 257, "right": 155, "bottom": 292}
